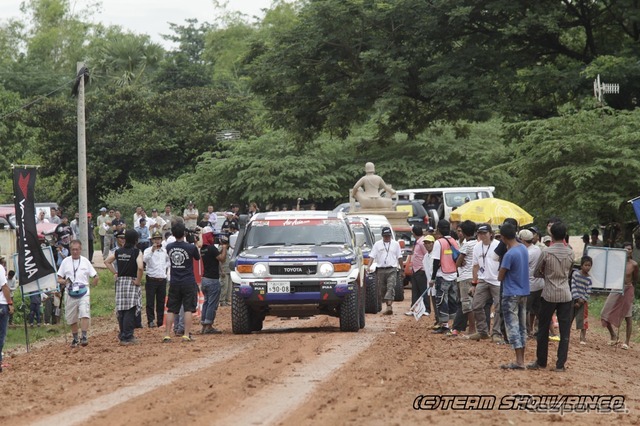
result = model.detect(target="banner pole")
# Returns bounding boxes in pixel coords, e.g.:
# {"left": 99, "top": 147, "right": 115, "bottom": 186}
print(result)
{"left": 21, "top": 287, "right": 30, "bottom": 353}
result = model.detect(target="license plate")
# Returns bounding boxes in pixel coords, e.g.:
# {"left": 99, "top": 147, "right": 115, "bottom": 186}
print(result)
{"left": 268, "top": 281, "right": 290, "bottom": 293}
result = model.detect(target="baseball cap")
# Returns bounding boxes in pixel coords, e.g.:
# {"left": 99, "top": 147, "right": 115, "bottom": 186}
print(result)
{"left": 115, "top": 230, "right": 126, "bottom": 238}
{"left": 542, "top": 236, "right": 552, "bottom": 244}
{"left": 100, "top": 207, "right": 107, "bottom": 212}
{"left": 151, "top": 208, "right": 158, "bottom": 212}
{"left": 381, "top": 227, "right": 392, "bottom": 236}
{"left": 477, "top": 224, "right": 491, "bottom": 233}
{"left": 423, "top": 235, "right": 435, "bottom": 243}
{"left": 151, "top": 230, "right": 163, "bottom": 239}
{"left": 518, "top": 229, "right": 534, "bottom": 242}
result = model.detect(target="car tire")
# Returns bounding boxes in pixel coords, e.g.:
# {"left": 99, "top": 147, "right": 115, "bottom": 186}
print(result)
{"left": 394, "top": 270, "right": 404, "bottom": 301}
{"left": 231, "top": 291, "right": 252, "bottom": 334}
{"left": 359, "top": 285, "right": 366, "bottom": 329}
{"left": 339, "top": 289, "right": 360, "bottom": 332}
{"left": 365, "top": 273, "right": 379, "bottom": 313}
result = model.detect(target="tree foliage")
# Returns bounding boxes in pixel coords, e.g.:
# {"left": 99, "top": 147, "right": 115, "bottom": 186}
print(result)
{"left": 246, "top": 0, "right": 640, "bottom": 140}
{"left": 506, "top": 108, "right": 640, "bottom": 226}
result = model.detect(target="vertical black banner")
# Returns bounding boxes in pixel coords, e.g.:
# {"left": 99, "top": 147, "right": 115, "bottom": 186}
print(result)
{"left": 12, "top": 168, "right": 55, "bottom": 284}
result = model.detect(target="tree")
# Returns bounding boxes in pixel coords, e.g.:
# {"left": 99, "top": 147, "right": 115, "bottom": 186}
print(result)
{"left": 505, "top": 108, "right": 640, "bottom": 226}
{"left": 153, "top": 19, "right": 214, "bottom": 91}
{"left": 246, "top": 0, "right": 640, "bottom": 141}
{"left": 87, "top": 28, "right": 165, "bottom": 87}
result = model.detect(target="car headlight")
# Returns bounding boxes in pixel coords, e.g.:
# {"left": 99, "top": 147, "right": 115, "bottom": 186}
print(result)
{"left": 318, "top": 262, "right": 334, "bottom": 277}
{"left": 253, "top": 263, "right": 268, "bottom": 277}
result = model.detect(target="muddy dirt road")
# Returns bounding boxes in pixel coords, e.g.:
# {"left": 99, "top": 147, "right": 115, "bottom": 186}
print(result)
{"left": 1, "top": 290, "right": 639, "bottom": 425}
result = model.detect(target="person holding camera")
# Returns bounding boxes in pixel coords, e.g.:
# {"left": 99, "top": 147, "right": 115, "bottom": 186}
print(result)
{"left": 57, "top": 240, "right": 99, "bottom": 348}
{"left": 199, "top": 229, "right": 228, "bottom": 334}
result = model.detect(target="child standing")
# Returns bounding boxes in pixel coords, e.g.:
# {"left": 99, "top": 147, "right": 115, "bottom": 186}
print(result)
{"left": 571, "top": 256, "right": 593, "bottom": 344}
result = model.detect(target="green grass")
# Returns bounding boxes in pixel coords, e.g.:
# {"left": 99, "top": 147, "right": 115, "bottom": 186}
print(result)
{"left": 4, "top": 270, "right": 116, "bottom": 351}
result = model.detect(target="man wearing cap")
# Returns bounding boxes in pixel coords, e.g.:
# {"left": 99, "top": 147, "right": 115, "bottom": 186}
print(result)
{"left": 57, "top": 240, "right": 99, "bottom": 347}
{"left": 97, "top": 208, "right": 109, "bottom": 253}
{"left": 143, "top": 230, "right": 170, "bottom": 328}
{"left": 221, "top": 212, "right": 239, "bottom": 235}
{"left": 520, "top": 229, "right": 544, "bottom": 337}
{"left": 368, "top": 227, "right": 403, "bottom": 315}
{"left": 466, "top": 224, "right": 502, "bottom": 341}
{"left": 429, "top": 219, "right": 460, "bottom": 333}
{"left": 183, "top": 201, "right": 199, "bottom": 229}
{"left": 497, "top": 223, "right": 530, "bottom": 369}
{"left": 406, "top": 226, "right": 429, "bottom": 316}
{"left": 422, "top": 235, "right": 436, "bottom": 317}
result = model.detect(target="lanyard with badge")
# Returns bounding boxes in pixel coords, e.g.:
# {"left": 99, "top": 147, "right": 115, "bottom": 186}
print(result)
{"left": 480, "top": 243, "right": 490, "bottom": 274}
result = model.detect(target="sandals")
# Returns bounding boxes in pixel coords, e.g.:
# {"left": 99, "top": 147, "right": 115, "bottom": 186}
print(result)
{"left": 500, "top": 363, "right": 524, "bottom": 370}
{"left": 621, "top": 343, "right": 630, "bottom": 350}
{"left": 607, "top": 340, "right": 619, "bottom": 346}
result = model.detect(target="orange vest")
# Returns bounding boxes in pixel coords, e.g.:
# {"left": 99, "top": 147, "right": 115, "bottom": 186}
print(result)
{"left": 438, "top": 237, "right": 459, "bottom": 274}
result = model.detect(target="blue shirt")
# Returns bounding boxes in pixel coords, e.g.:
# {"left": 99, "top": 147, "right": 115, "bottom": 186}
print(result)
{"left": 135, "top": 225, "right": 150, "bottom": 243}
{"left": 501, "top": 243, "right": 530, "bottom": 296}
{"left": 166, "top": 240, "right": 200, "bottom": 285}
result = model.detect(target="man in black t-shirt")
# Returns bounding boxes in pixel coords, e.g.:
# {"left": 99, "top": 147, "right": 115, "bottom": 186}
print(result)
{"left": 199, "top": 231, "right": 227, "bottom": 334}
{"left": 163, "top": 221, "right": 201, "bottom": 342}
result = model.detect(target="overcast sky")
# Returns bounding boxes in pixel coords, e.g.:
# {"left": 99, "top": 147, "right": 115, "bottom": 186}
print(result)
{"left": 0, "top": 0, "right": 276, "bottom": 47}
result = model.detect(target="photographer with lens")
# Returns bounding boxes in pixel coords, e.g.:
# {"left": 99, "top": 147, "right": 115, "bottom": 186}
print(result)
{"left": 199, "top": 228, "right": 228, "bottom": 334}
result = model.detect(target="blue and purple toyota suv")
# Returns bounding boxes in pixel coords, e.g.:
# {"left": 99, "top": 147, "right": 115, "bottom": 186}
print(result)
{"left": 229, "top": 211, "right": 365, "bottom": 333}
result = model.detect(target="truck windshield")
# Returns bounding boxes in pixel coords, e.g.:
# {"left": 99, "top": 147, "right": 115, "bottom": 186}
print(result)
{"left": 245, "top": 220, "right": 351, "bottom": 248}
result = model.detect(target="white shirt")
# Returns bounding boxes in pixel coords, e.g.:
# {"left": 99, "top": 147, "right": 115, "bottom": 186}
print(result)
{"left": 472, "top": 239, "right": 501, "bottom": 286}
{"left": 0, "top": 264, "right": 8, "bottom": 304}
{"left": 57, "top": 256, "right": 97, "bottom": 295}
{"left": 422, "top": 250, "right": 434, "bottom": 282}
{"left": 143, "top": 246, "right": 170, "bottom": 279}
{"left": 147, "top": 215, "right": 166, "bottom": 232}
{"left": 457, "top": 238, "right": 477, "bottom": 281}
{"left": 370, "top": 239, "right": 402, "bottom": 268}
{"left": 527, "top": 244, "right": 544, "bottom": 292}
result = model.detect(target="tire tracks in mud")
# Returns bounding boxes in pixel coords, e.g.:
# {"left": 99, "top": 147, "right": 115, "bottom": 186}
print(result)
{"left": 26, "top": 298, "right": 411, "bottom": 426}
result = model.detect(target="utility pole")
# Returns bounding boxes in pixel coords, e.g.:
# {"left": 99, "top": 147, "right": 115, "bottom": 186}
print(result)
{"left": 76, "top": 62, "right": 89, "bottom": 259}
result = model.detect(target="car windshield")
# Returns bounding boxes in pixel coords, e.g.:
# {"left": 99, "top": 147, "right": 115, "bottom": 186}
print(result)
{"left": 349, "top": 223, "right": 373, "bottom": 247}
{"left": 445, "top": 192, "right": 481, "bottom": 208}
{"left": 245, "top": 219, "right": 351, "bottom": 247}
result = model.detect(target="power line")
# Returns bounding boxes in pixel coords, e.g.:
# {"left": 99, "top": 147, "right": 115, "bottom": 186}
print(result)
{"left": 0, "top": 78, "right": 75, "bottom": 121}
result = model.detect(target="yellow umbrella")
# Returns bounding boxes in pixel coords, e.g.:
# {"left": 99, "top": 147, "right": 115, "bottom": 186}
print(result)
{"left": 449, "top": 198, "right": 534, "bottom": 226}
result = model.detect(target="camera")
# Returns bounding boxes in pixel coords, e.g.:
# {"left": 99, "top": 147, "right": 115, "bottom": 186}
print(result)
{"left": 185, "top": 227, "right": 201, "bottom": 244}
{"left": 215, "top": 232, "right": 230, "bottom": 245}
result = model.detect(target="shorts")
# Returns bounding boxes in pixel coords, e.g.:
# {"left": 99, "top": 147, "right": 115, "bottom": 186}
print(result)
{"left": 65, "top": 293, "right": 90, "bottom": 324}
{"left": 166, "top": 283, "right": 198, "bottom": 314}
{"left": 457, "top": 279, "right": 473, "bottom": 313}
{"left": 526, "top": 289, "right": 542, "bottom": 315}
{"left": 573, "top": 301, "right": 588, "bottom": 330}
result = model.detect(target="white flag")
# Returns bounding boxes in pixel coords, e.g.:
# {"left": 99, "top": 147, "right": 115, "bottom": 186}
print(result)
{"left": 411, "top": 297, "right": 426, "bottom": 320}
